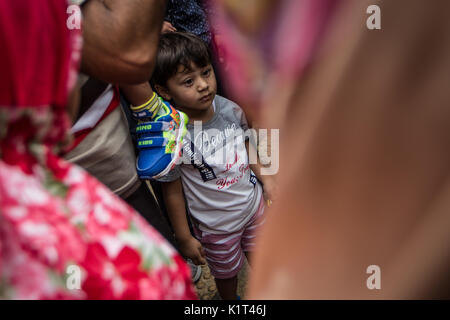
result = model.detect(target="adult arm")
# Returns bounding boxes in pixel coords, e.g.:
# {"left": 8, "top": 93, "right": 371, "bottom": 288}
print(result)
{"left": 81, "top": 0, "right": 166, "bottom": 84}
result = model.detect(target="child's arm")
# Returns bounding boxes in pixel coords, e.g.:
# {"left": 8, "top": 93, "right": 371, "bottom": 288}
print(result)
{"left": 162, "top": 179, "right": 207, "bottom": 265}
{"left": 120, "top": 82, "right": 165, "bottom": 118}
{"left": 120, "top": 82, "right": 154, "bottom": 106}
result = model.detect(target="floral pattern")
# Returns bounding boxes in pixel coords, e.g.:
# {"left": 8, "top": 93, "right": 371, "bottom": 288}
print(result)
{"left": 0, "top": 0, "right": 196, "bottom": 300}
{"left": 0, "top": 158, "right": 197, "bottom": 300}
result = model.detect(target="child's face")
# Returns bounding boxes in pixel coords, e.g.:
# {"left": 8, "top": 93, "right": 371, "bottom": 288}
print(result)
{"left": 160, "top": 62, "right": 217, "bottom": 114}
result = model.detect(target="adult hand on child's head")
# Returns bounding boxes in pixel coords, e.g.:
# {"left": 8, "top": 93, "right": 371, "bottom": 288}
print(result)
{"left": 179, "top": 236, "right": 206, "bottom": 265}
{"left": 161, "top": 21, "right": 177, "bottom": 34}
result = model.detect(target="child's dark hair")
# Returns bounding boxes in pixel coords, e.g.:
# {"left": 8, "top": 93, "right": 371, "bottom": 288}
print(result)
{"left": 151, "top": 32, "right": 212, "bottom": 87}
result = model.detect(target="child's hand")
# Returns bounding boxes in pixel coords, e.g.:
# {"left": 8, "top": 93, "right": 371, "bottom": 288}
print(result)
{"left": 178, "top": 236, "right": 207, "bottom": 265}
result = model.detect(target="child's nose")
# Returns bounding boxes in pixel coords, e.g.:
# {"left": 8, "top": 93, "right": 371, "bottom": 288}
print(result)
{"left": 197, "top": 78, "right": 209, "bottom": 91}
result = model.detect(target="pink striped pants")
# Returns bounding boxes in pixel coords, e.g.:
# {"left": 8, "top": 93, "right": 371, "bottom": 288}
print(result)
{"left": 192, "top": 197, "right": 266, "bottom": 279}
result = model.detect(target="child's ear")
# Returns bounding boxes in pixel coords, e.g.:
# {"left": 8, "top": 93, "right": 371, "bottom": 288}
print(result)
{"left": 154, "top": 84, "right": 172, "bottom": 101}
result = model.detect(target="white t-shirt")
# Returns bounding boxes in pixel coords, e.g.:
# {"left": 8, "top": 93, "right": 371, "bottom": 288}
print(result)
{"left": 159, "top": 95, "right": 263, "bottom": 235}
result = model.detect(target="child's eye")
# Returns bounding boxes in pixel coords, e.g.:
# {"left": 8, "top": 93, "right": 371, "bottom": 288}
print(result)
{"left": 183, "top": 79, "right": 193, "bottom": 86}
{"left": 202, "top": 68, "right": 211, "bottom": 77}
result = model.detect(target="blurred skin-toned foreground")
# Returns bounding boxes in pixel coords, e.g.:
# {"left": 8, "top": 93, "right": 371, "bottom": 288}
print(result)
{"left": 213, "top": 0, "right": 450, "bottom": 299}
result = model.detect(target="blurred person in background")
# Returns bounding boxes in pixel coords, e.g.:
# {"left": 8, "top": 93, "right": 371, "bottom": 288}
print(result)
{"left": 211, "top": 0, "right": 450, "bottom": 299}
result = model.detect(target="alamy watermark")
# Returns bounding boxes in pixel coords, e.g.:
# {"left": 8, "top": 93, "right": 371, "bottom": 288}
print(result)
{"left": 176, "top": 121, "right": 279, "bottom": 176}
{"left": 367, "top": 5, "right": 381, "bottom": 30}
{"left": 366, "top": 265, "right": 381, "bottom": 290}
{"left": 66, "top": 264, "right": 82, "bottom": 290}
{"left": 66, "top": 4, "right": 82, "bottom": 30}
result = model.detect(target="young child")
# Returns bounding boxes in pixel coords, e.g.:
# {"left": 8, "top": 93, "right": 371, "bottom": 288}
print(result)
{"left": 152, "top": 32, "right": 273, "bottom": 300}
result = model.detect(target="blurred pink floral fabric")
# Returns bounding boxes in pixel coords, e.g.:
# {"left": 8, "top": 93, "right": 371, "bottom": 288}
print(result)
{"left": 0, "top": 0, "right": 196, "bottom": 300}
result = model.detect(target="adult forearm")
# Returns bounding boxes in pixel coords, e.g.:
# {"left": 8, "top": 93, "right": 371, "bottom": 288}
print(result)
{"left": 81, "top": 0, "right": 166, "bottom": 84}
{"left": 100, "top": 0, "right": 165, "bottom": 52}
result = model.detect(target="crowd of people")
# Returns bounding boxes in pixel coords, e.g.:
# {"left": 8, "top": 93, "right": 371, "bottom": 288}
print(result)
{"left": 1, "top": 0, "right": 450, "bottom": 300}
